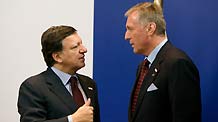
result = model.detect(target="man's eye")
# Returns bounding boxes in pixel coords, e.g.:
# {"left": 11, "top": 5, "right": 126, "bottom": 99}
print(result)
{"left": 71, "top": 45, "right": 78, "bottom": 49}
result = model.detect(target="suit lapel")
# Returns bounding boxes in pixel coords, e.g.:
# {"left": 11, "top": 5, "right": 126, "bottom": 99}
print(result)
{"left": 135, "top": 60, "right": 161, "bottom": 112}
{"left": 77, "top": 74, "right": 95, "bottom": 106}
{"left": 130, "top": 63, "right": 161, "bottom": 120}
{"left": 130, "top": 42, "right": 172, "bottom": 121}
{"left": 45, "top": 68, "right": 78, "bottom": 112}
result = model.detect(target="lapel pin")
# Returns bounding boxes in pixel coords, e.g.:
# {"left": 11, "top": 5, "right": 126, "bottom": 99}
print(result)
{"left": 154, "top": 68, "right": 158, "bottom": 73}
{"left": 88, "top": 87, "right": 93, "bottom": 90}
{"left": 152, "top": 68, "right": 158, "bottom": 76}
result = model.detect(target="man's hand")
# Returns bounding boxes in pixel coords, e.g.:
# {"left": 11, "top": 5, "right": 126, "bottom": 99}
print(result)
{"left": 72, "top": 98, "right": 94, "bottom": 122}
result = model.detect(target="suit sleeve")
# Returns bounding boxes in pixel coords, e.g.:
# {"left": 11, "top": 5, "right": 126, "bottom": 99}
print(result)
{"left": 168, "top": 59, "right": 201, "bottom": 122}
{"left": 93, "top": 83, "right": 100, "bottom": 122}
{"left": 17, "top": 80, "right": 68, "bottom": 122}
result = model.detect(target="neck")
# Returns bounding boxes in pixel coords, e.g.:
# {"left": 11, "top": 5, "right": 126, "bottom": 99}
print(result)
{"left": 143, "top": 34, "right": 167, "bottom": 56}
{"left": 52, "top": 64, "right": 77, "bottom": 75}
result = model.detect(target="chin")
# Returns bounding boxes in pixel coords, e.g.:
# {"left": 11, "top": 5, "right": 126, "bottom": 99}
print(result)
{"left": 133, "top": 49, "right": 144, "bottom": 55}
{"left": 133, "top": 49, "right": 139, "bottom": 54}
{"left": 74, "top": 64, "right": 85, "bottom": 72}
{"left": 80, "top": 63, "right": 86, "bottom": 68}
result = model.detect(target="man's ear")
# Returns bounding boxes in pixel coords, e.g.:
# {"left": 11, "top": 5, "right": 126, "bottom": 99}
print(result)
{"left": 52, "top": 52, "right": 62, "bottom": 63}
{"left": 146, "top": 22, "right": 157, "bottom": 35}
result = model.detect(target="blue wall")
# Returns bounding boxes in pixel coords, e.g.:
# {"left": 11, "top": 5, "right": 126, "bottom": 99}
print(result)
{"left": 94, "top": 0, "right": 218, "bottom": 122}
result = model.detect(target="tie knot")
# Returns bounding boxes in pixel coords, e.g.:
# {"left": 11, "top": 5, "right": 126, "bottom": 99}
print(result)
{"left": 143, "top": 59, "right": 150, "bottom": 68}
{"left": 70, "top": 76, "right": 77, "bottom": 87}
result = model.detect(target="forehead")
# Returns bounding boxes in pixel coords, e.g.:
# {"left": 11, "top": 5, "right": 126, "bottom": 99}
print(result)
{"left": 126, "top": 11, "right": 141, "bottom": 27}
{"left": 63, "top": 33, "right": 82, "bottom": 44}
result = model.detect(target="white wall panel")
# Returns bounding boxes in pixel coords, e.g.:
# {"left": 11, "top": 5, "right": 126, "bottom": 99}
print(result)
{"left": 0, "top": 0, "right": 94, "bottom": 121}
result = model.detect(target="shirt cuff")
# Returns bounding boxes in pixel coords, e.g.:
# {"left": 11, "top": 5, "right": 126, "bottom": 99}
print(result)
{"left": 68, "top": 115, "right": 73, "bottom": 122}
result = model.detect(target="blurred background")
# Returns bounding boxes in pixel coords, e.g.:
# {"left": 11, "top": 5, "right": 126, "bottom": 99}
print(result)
{"left": 0, "top": 0, "right": 217, "bottom": 122}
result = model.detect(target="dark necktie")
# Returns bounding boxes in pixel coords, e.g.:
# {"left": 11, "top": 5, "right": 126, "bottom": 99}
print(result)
{"left": 70, "top": 76, "right": 85, "bottom": 107}
{"left": 131, "top": 59, "right": 150, "bottom": 112}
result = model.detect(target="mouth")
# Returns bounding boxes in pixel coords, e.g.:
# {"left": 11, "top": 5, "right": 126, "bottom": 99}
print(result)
{"left": 130, "top": 43, "right": 134, "bottom": 48}
{"left": 131, "top": 44, "right": 134, "bottom": 48}
{"left": 79, "top": 55, "right": 85, "bottom": 61}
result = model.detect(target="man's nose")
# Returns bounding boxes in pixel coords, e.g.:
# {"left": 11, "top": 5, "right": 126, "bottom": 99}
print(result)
{"left": 80, "top": 45, "right": 87, "bottom": 53}
{"left": 125, "top": 31, "right": 130, "bottom": 40}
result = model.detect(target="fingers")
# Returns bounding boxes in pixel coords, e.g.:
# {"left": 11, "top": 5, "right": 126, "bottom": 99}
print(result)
{"left": 72, "top": 98, "right": 94, "bottom": 122}
{"left": 81, "top": 98, "right": 93, "bottom": 111}
{"left": 84, "top": 98, "right": 91, "bottom": 106}
{"left": 85, "top": 98, "right": 94, "bottom": 111}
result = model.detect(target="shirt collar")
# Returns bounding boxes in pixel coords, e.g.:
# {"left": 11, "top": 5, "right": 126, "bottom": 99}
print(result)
{"left": 146, "top": 38, "right": 168, "bottom": 64}
{"left": 51, "top": 67, "right": 77, "bottom": 85}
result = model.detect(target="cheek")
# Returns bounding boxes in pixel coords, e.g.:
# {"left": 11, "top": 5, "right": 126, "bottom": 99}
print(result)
{"left": 64, "top": 52, "right": 77, "bottom": 61}
{"left": 134, "top": 33, "right": 145, "bottom": 44}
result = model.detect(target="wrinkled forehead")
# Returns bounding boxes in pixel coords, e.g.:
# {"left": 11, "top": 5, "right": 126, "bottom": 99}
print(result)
{"left": 126, "top": 11, "right": 141, "bottom": 27}
{"left": 62, "top": 33, "right": 82, "bottom": 45}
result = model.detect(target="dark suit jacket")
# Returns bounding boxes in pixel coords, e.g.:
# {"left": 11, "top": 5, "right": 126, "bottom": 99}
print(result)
{"left": 18, "top": 68, "right": 100, "bottom": 122}
{"left": 128, "top": 42, "right": 201, "bottom": 122}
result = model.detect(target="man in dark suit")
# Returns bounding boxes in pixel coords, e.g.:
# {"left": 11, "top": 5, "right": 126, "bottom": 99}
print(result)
{"left": 17, "top": 25, "right": 100, "bottom": 122}
{"left": 124, "top": 2, "right": 201, "bottom": 122}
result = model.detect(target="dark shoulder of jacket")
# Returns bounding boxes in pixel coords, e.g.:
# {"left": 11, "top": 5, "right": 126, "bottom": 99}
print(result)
{"left": 76, "top": 73, "right": 96, "bottom": 84}
{"left": 20, "top": 70, "right": 48, "bottom": 88}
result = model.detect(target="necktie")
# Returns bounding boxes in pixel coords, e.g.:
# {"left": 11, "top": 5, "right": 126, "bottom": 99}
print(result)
{"left": 131, "top": 59, "right": 150, "bottom": 113}
{"left": 70, "top": 76, "right": 85, "bottom": 107}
